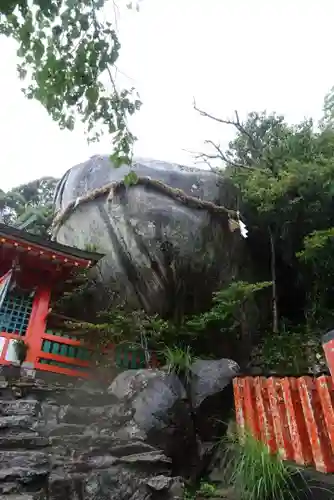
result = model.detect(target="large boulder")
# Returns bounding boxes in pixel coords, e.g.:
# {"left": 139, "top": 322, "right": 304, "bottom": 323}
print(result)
{"left": 53, "top": 156, "right": 244, "bottom": 315}
{"left": 108, "top": 369, "right": 198, "bottom": 477}
{"left": 190, "top": 359, "right": 239, "bottom": 442}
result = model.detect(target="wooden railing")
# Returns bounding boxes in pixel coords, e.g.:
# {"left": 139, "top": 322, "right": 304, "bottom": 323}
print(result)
{"left": 33, "top": 328, "right": 155, "bottom": 377}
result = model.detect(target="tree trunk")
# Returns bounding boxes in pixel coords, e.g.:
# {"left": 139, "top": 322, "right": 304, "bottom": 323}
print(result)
{"left": 268, "top": 226, "right": 279, "bottom": 333}
{"left": 239, "top": 303, "right": 251, "bottom": 368}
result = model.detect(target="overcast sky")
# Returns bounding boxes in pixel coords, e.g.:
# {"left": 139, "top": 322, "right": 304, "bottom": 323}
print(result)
{"left": 0, "top": 0, "right": 333, "bottom": 190}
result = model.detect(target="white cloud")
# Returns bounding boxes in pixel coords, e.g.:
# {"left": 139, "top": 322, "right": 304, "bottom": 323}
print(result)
{"left": 0, "top": 0, "right": 333, "bottom": 189}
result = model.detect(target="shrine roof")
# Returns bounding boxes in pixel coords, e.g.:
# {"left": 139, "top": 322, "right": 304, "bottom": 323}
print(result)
{"left": 0, "top": 223, "right": 104, "bottom": 269}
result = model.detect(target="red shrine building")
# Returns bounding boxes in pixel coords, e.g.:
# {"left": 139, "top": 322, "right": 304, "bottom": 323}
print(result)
{"left": 0, "top": 223, "right": 103, "bottom": 378}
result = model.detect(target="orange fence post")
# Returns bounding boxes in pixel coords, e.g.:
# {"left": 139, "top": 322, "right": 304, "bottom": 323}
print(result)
{"left": 233, "top": 377, "right": 246, "bottom": 436}
{"left": 297, "top": 376, "right": 334, "bottom": 473}
{"left": 322, "top": 330, "right": 334, "bottom": 380}
{"left": 254, "top": 377, "right": 277, "bottom": 453}
{"left": 315, "top": 376, "right": 334, "bottom": 458}
{"left": 281, "top": 377, "right": 313, "bottom": 466}
{"left": 233, "top": 374, "right": 334, "bottom": 473}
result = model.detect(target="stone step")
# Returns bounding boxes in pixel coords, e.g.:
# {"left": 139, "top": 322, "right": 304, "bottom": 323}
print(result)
{"left": 0, "top": 400, "right": 40, "bottom": 417}
{"left": 49, "top": 434, "right": 93, "bottom": 449}
{"left": 0, "top": 477, "right": 45, "bottom": 497}
{"left": 0, "top": 451, "right": 49, "bottom": 470}
{"left": 47, "top": 468, "right": 148, "bottom": 499}
{"left": 0, "top": 465, "right": 49, "bottom": 483}
{"left": 58, "top": 403, "right": 133, "bottom": 425}
{"left": 1, "top": 495, "right": 38, "bottom": 500}
{"left": 0, "top": 416, "right": 37, "bottom": 432}
{"left": 0, "top": 434, "right": 50, "bottom": 449}
{"left": 0, "top": 482, "right": 20, "bottom": 495}
{"left": 37, "top": 423, "right": 89, "bottom": 437}
{"left": 49, "top": 433, "right": 148, "bottom": 450}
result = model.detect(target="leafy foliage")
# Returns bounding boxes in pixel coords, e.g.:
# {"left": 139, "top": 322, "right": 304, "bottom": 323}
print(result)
{"left": 0, "top": 176, "right": 58, "bottom": 237}
{"left": 187, "top": 281, "right": 271, "bottom": 331}
{"left": 297, "top": 228, "right": 334, "bottom": 329}
{"left": 186, "top": 281, "right": 270, "bottom": 367}
{"left": 298, "top": 227, "right": 334, "bottom": 266}
{"left": 183, "top": 481, "right": 219, "bottom": 500}
{"left": 0, "top": 0, "right": 141, "bottom": 165}
{"left": 53, "top": 292, "right": 171, "bottom": 350}
{"left": 195, "top": 101, "right": 334, "bottom": 370}
{"left": 252, "top": 326, "right": 324, "bottom": 373}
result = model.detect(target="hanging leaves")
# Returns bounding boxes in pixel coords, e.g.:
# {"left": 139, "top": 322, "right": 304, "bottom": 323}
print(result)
{"left": 0, "top": 0, "right": 141, "bottom": 165}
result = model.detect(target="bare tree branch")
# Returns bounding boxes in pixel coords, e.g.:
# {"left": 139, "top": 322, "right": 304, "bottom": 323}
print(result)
{"left": 182, "top": 148, "right": 221, "bottom": 171}
{"left": 193, "top": 99, "right": 269, "bottom": 174}
{"left": 193, "top": 100, "right": 258, "bottom": 152}
{"left": 198, "top": 140, "right": 262, "bottom": 172}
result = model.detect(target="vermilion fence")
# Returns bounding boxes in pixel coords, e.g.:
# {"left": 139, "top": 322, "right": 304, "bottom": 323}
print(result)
{"left": 233, "top": 375, "right": 334, "bottom": 473}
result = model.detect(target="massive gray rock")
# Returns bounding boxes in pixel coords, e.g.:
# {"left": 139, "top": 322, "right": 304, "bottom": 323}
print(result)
{"left": 53, "top": 156, "right": 244, "bottom": 315}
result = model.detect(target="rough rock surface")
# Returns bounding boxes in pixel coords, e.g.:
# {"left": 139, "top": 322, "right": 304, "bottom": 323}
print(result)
{"left": 190, "top": 359, "right": 239, "bottom": 409}
{"left": 0, "top": 377, "right": 183, "bottom": 500}
{"left": 108, "top": 369, "right": 198, "bottom": 476}
{"left": 190, "top": 359, "right": 239, "bottom": 442}
{"left": 53, "top": 156, "right": 243, "bottom": 315}
{"left": 1, "top": 364, "right": 332, "bottom": 500}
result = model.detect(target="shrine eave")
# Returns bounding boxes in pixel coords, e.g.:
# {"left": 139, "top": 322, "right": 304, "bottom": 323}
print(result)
{"left": 0, "top": 223, "right": 104, "bottom": 269}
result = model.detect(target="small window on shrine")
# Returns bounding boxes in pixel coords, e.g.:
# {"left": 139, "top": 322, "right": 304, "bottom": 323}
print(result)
{"left": 0, "top": 288, "right": 34, "bottom": 336}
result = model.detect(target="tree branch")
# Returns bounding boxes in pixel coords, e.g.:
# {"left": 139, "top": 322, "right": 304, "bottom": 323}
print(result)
{"left": 193, "top": 100, "right": 269, "bottom": 174}
{"left": 194, "top": 100, "right": 257, "bottom": 149}
{"left": 193, "top": 140, "right": 262, "bottom": 172}
{"left": 204, "top": 140, "right": 257, "bottom": 171}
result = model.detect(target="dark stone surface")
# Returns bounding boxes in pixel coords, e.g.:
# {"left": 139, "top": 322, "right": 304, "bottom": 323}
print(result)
{"left": 190, "top": 359, "right": 239, "bottom": 442}
{"left": 0, "top": 376, "right": 183, "bottom": 500}
{"left": 190, "top": 359, "right": 239, "bottom": 409}
{"left": 1, "top": 366, "right": 333, "bottom": 500}
{"left": 108, "top": 369, "right": 198, "bottom": 476}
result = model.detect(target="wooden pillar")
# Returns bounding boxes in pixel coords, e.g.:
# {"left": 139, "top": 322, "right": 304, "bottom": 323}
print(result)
{"left": 25, "top": 287, "right": 51, "bottom": 366}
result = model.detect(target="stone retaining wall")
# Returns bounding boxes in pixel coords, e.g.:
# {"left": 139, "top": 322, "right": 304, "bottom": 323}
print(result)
{"left": 0, "top": 376, "right": 182, "bottom": 500}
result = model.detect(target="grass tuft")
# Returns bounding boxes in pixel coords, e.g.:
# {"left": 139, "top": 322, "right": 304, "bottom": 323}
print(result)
{"left": 161, "top": 345, "right": 194, "bottom": 380}
{"left": 220, "top": 428, "right": 303, "bottom": 500}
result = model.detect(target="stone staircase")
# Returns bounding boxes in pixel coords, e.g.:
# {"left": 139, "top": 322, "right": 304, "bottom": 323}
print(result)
{"left": 0, "top": 378, "right": 179, "bottom": 500}
{"left": 0, "top": 389, "right": 49, "bottom": 498}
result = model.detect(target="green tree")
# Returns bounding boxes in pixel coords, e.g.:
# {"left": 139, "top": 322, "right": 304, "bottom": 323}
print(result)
{"left": 297, "top": 228, "right": 334, "bottom": 328}
{"left": 0, "top": 177, "right": 59, "bottom": 238}
{"left": 187, "top": 280, "right": 271, "bottom": 367}
{"left": 0, "top": 0, "right": 141, "bottom": 165}
{"left": 195, "top": 104, "right": 334, "bottom": 335}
